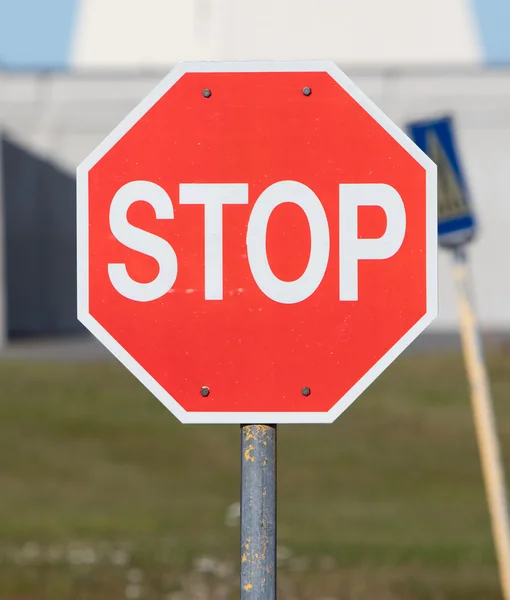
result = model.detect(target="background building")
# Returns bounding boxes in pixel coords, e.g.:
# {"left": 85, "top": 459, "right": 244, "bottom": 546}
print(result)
{"left": 1, "top": 0, "right": 509, "bottom": 69}
{"left": 1, "top": 0, "right": 510, "bottom": 336}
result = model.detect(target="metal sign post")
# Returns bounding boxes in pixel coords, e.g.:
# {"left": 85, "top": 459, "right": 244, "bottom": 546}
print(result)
{"left": 409, "top": 116, "right": 510, "bottom": 600}
{"left": 241, "top": 425, "right": 277, "bottom": 599}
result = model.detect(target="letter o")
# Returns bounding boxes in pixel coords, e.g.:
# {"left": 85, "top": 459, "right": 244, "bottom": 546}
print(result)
{"left": 246, "top": 180, "right": 330, "bottom": 304}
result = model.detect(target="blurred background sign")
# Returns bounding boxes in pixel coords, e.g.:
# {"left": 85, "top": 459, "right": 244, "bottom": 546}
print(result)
{"left": 409, "top": 116, "right": 476, "bottom": 248}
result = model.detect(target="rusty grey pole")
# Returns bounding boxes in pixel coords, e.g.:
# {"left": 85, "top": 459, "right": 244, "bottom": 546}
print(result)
{"left": 241, "top": 424, "right": 277, "bottom": 599}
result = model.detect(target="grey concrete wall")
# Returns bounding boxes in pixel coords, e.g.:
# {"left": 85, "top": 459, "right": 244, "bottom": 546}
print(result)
{"left": 1, "top": 135, "right": 80, "bottom": 336}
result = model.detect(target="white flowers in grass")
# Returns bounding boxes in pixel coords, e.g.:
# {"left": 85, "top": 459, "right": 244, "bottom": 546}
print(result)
{"left": 111, "top": 548, "right": 130, "bottom": 566}
{"left": 46, "top": 544, "right": 65, "bottom": 564}
{"left": 194, "top": 556, "right": 233, "bottom": 579}
{"left": 0, "top": 538, "right": 328, "bottom": 600}
{"left": 1, "top": 540, "right": 133, "bottom": 567}
{"left": 224, "top": 502, "right": 240, "bottom": 527}
{"left": 276, "top": 545, "right": 292, "bottom": 564}
{"left": 125, "top": 567, "right": 144, "bottom": 600}
{"left": 18, "top": 541, "right": 41, "bottom": 563}
{"left": 194, "top": 556, "right": 217, "bottom": 574}
{"left": 67, "top": 543, "right": 97, "bottom": 565}
{"left": 125, "top": 583, "right": 142, "bottom": 600}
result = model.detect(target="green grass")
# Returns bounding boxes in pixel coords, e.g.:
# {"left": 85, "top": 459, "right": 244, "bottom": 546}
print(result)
{"left": 0, "top": 350, "right": 510, "bottom": 598}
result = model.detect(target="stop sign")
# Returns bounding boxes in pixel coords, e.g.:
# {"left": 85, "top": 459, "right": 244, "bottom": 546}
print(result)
{"left": 77, "top": 61, "right": 437, "bottom": 424}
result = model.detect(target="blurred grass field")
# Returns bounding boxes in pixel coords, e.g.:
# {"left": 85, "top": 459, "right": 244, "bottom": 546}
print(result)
{"left": 0, "top": 349, "right": 510, "bottom": 599}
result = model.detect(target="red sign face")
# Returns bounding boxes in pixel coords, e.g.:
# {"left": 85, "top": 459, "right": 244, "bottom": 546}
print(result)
{"left": 78, "top": 61, "right": 437, "bottom": 424}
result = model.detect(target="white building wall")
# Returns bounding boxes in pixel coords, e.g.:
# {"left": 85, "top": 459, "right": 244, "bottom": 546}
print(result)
{"left": 71, "top": 0, "right": 482, "bottom": 67}
{"left": 0, "top": 67, "right": 509, "bottom": 331}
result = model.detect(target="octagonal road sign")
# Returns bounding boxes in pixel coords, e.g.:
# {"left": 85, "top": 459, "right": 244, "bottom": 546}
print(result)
{"left": 77, "top": 61, "right": 437, "bottom": 424}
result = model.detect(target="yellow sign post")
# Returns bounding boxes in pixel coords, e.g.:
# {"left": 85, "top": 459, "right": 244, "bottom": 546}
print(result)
{"left": 410, "top": 116, "right": 510, "bottom": 599}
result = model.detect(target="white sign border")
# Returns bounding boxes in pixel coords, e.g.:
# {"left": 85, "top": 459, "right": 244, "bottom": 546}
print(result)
{"left": 77, "top": 60, "right": 437, "bottom": 424}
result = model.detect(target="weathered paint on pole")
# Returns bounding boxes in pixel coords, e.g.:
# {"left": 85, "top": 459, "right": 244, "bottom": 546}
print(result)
{"left": 453, "top": 246, "right": 510, "bottom": 600}
{"left": 241, "top": 424, "right": 276, "bottom": 599}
